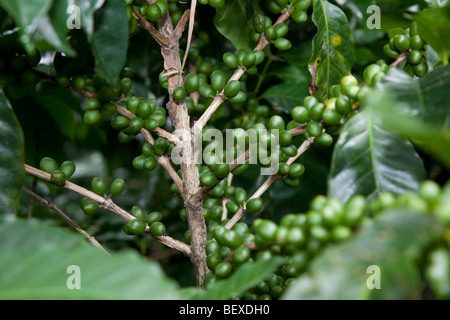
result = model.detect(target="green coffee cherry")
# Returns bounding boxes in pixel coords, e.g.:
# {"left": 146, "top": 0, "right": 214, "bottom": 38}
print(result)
{"left": 84, "top": 110, "right": 102, "bottom": 125}
{"left": 81, "top": 198, "right": 99, "bottom": 215}
{"left": 173, "top": 86, "right": 187, "bottom": 102}
{"left": 51, "top": 170, "right": 67, "bottom": 186}
{"left": 127, "top": 219, "right": 146, "bottom": 235}
{"left": 393, "top": 34, "right": 410, "bottom": 52}
{"left": 335, "top": 95, "right": 352, "bottom": 115}
{"left": 291, "top": 106, "right": 309, "bottom": 123}
{"left": 268, "top": 115, "right": 285, "bottom": 130}
{"left": 40, "top": 157, "right": 59, "bottom": 174}
{"left": 232, "top": 245, "right": 251, "bottom": 264}
{"left": 136, "top": 101, "right": 154, "bottom": 119}
{"left": 383, "top": 44, "right": 400, "bottom": 59}
{"left": 60, "top": 161, "right": 76, "bottom": 179}
{"left": 213, "top": 163, "right": 230, "bottom": 178}
{"left": 253, "top": 14, "right": 266, "bottom": 33}
{"left": 322, "top": 108, "right": 341, "bottom": 126}
{"left": 314, "top": 132, "right": 333, "bottom": 148}
{"left": 288, "top": 163, "right": 305, "bottom": 178}
{"left": 200, "top": 171, "right": 217, "bottom": 187}
{"left": 363, "top": 64, "right": 382, "bottom": 86}
{"left": 306, "top": 121, "right": 322, "bottom": 137}
{"left": 214, "top": 262, "right": 233, "bottom": 278}
{"left": 274, "top": 38, "right": 292, "bottom": 51}
{"left": 154, "top": 0, "right": 168, "bottom": 16}
{"left": 144, "top": 156, "right": 157, "bottom": 171}
{"left": 224, "top": 80, "right": 241, "bottom": 98}
{"left": 91, "top": 177, "right": 107, "bottom": 195}
{"left": 110, "top": 178, "right": 125, "bottom": 195}
{"left": 147, "top": 4, "right": 162, "bottom": 22}
{"left": 210, "top": 70, "right": 226, "bottom": 92}
{"left": 291, "top": 9, "right": 308, "bottom": 23}
{"left": 147, "top": 211, "right": 162, "bottom": 225}
{"left": 131, "top": 206, "right": 146, "bottom": 221}
{"left": 413, "top": 61, "right": 427, "bottom": 77}
{"left": 150, "top": 221, "right": 165, "bottom": 236}
{"left": 120, "top": 77, "right": 132, "bottom": 94}
{"left": 409, "top": 50, "right": 422, "bottom": 66}
{"left": 275, "top": 23, "right": 289, "bottom": 38}
{"left": 72, "top": 75, "right": 87, "bottom": 90}
{"left": 410, "top": 35, "right": 424, "bottom": 50}
{"left": 198, "top": 83, "right": 215, "bottom": 98}
{"left": 129, "top": 117, "right": 144, "bottom": 134}
{"left": 86, "top": 97, "right": 101, "bottom": 110}
{"left": 111, "top": 114, "right": 130, "bottom": 130}
{"left": 223, "top": 229, "right": 243, "bottom": 249}
{"left": 184, "top": 73, "right": 199, "bottom": 93}
{"left": 246, "top": 198, "right": 263, "bottom": 214}
{"left": 223, "top": 52, "right": 239, "bottom": 69}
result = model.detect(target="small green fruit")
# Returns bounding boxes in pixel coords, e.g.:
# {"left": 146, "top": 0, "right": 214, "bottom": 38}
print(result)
{"left": 110, "top": 178, "right": 125, "bottom": 195}
{"left": 40, "top": 157, "right": 59, "bottom": 174}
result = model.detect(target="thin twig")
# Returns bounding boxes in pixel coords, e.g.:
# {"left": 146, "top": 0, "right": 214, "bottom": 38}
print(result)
{"left": 179, "top": 2, "right": 196, "bottom": 71}
{"left": 115, "top": 104, "right": 180, "bottom": 146}
{"left": 132, "top": 7, "right": 168, "bottom": 46}
{"left": 191, "top": 9, "right": 292, "bottom": 139}
{"left": 175, "top": 8, "right": 192, "bottom": 40}
{"left": 22, "top": 186, "right": 110, "bottom": 255}
{"left": 23, "top": 164, "right": 191, "bottom": 256}
{"left": 224, "top": 137, "right": 315, "bottom": 230}
{"left": 390, "top": 50, "right": 411, "bottom": 68}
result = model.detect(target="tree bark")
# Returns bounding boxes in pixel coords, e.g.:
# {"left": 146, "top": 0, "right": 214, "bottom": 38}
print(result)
{"left": 157, "top": 14, "right": 208, "bottom": 287}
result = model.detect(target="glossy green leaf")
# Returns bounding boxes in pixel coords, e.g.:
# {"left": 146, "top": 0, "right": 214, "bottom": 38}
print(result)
{"left": 33, "top": 0, "right": 104, "bottom": 56}
{"left": 368, "top": 66, "right": 450, "bottom": 169}
{"left": 261, "top": 81, "right": 310, "bottom": 113}
{"left": 213, "top": 0, "right": 253, "bottom": 52}
{"left": 0, "top": 89, "right": 24, "bottom": 215}
{"left": 328, "top": 109, "right": 426, "bottom": 203}
{"left": 0, "top": 0, "right": 52, "bottom": 32}
{"left": 184, "top": 256, "right": 286, "bottom": 300}
{"left": 34, "top": 11, "right": 76, "bottom": 57}
{"left": 29, "top": 88, "right": 78, "bottom": 142}
{"left": 78, "top": 0, "right": 106, "bottom": 41}
{"left": 92, "top": 0, "right": 128, "bottom": 85}
{"left": 283, "top": 209, "right": 446, "bottom": 300}
{"left": 0, "top": 217, "right": 179, "bottom": 299}
{"left": 308, "top": 0, "right": 355, "bottom": 99}
{"left": 414, "top": 6, "right": 450, "bottom": 65}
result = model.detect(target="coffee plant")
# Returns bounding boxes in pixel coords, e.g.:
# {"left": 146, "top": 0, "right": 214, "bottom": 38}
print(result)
{"left": 0, "top": 0, "right": 449, "bottom": 300}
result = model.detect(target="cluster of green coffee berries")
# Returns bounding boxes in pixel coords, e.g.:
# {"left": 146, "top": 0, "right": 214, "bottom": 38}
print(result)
{"left": 205, "top": 222, "right": 255, "bottom": 280}
{"left": 132, "top": 140, "right": 172, "bottom": 171}
{"left": 253, "top": 14, "right": 294, "bottom": 50}
{"left": 123, "top": 206, "right": 166, "bottom": 237}
{"left": 124, "top": 0, "right": 225, "bottom": 35}
{"left": 370, "top": 180, "right": 450, "bottom": 228}
{"left": 80, "top": 177, "right": 126, "bottom": 215}
{"left": 61, "top": 69, "right": 134, "bottom": 126}
{"left": 39, "top": 157, "right": 76, "bottom": 187}
{"left": 265, "top": 0, "right": 311, "bottom": 18}
{"left": 112, "top": 97, "right": 168, "bottom": 143}
{"left": 0, "top": 34, "right": 41, "bottom": 100}
{"left": 383, "top": 21, "right": 428, "bottom": 77}
{"left": 202, "top": 192, "right": 367, "bottom": 297}
{"left": 202, "top": 179, "right": 450, "bottom": 299}
{"left": 252, "top": 0, "right": 312, "bottom": 51}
